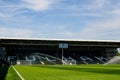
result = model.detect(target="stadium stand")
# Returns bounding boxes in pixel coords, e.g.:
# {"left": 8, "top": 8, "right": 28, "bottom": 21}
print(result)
{"left": 0, "top": 38, "right": 120, "bottom": 65}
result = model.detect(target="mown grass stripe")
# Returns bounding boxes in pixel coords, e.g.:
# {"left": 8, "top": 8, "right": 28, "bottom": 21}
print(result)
{"left": 11, "top": 64, "right": 120, "bottom": 80}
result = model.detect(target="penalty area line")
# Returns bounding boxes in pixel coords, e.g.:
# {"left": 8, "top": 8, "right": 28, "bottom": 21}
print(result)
{"left": 12, "top": 66, "right": 25, "bottom": 80}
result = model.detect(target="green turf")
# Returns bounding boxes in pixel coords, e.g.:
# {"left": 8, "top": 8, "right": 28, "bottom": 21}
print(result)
{"left": 5, "top": 64, "right": 120, "bottom": 80}
{"left": 5, "top": 66, "right": 21, "bottom": 80}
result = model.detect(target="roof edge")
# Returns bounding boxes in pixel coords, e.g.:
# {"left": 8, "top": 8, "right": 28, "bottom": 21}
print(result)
{"left": 0, "top": 37, "right": 120, "bottom": 42}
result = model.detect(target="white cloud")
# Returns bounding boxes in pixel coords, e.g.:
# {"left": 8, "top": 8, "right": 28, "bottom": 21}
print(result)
{"left": 59, "top": 31, "right": 75, "bottom": 37}
{"left": 60, "top": 0, "right": 108, "bottom": 10}
{"left": 112, "top": 9, "right": 120, "bottom": 15}
{"left": 56, "top": 0, "right": 111, "bottom": 17}
{"left": 0, "top": 0, "right": 120, "bottom": 40}
{"left": 94, "top": 0, "right": 109, "bottom": 8}
{"left": 0, "top": 27, "right": 34, "bottom": 38}
{"left": 0, "top": 0, "right": 60, "bottom": 20}
{"left": 22, "top": 0, "right": 59, "bottom": 11}
{"left": 62, "top": 13, "right": 102, "bottom": 17}
{"left": 0, "top": 13, "right": 11, "bottom": 18}
{"left": 76, "top": 16, "right": 120, "bottom": 40}
{"left": 81, "top": 0, "right": 107, "bottom": 10}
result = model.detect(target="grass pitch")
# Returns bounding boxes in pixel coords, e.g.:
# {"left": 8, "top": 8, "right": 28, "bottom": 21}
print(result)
{"left": 5, "top": 64, "right": 120, "bottom": 80}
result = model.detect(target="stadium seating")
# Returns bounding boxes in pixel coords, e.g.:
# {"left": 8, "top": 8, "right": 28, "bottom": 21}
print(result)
{"left": 95, "top": 56, "right": 108, "bottom": 63}
{"left": 63, "top": 56, "right": 76, "bottom": 65}
{"left": 16, "top": 52, "right": 110, "bottom": 65}
{"left": 17, "top": 52, "right": 63, "bottom": 65}
{"left": 79, "top": 56, "right": 93, "bottom": 64}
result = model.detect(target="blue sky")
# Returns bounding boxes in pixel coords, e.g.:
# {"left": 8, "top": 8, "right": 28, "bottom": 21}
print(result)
{"left": 0, "top": 0, "right": 120, "bottom": 40}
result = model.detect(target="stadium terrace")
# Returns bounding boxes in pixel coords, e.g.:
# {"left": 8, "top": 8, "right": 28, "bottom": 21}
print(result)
{"left": 0, "top": 38, "right": 120, "bottom": 65}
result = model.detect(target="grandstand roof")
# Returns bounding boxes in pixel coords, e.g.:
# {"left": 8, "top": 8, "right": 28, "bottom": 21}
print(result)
{"left": 0, "top": 37, "right": 120, "bottom": 43}
{"left": 0, "top": 38, "right": 120, "bottom": 48}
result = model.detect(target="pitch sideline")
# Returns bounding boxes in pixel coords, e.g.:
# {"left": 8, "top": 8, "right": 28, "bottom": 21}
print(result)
{"left": 12, "top": 66, "right": 25, "bottom": 80}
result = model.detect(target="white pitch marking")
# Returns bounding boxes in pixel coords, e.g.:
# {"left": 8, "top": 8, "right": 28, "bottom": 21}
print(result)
{"left": 12, "top": 66, "right": 25, "bottom": 80}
